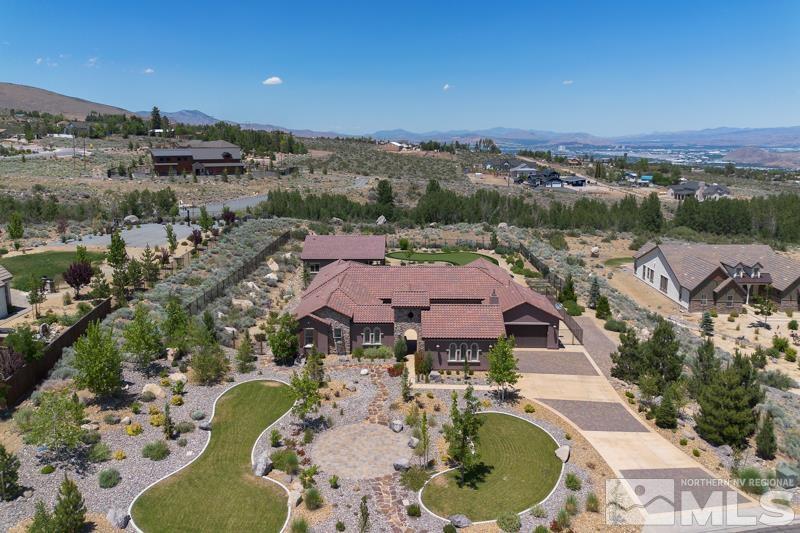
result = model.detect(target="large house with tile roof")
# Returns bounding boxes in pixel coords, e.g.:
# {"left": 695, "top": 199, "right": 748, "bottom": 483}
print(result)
{"left": 294, "top": 259, "right": 561, "bottom": 369}
{"left": 633, "top": 243, "right": 800, "bottom": 312}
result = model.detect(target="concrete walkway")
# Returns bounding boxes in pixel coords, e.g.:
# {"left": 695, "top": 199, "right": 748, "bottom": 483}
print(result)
{"left": 515, "top": 325, "right": 768, "bottom": 531}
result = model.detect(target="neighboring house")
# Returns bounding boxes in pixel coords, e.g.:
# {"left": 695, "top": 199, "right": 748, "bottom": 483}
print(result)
{"left": 563, "top": 176, "right": 587, "bottom": 187}
{"left": 526, "top": 169, "right": 562, "bottom": 188}
{"left": 668, "top": 180, "right": 731, "bottom": 201}
{"left": 294, "top": 259, "right": 561, "bottom": 367}
{"left": 0, "top": 266, "right": 12, "bottom": 319}
{"left": 150, "top": 140, "right": 244, "bottom": 176}
{"left": 509, "top": 164, "right": 539, "bottom": 179}
{"left": 633, "top": 243, "right": 800, "bottom": 312}
{"left": 300, "top": 234, "right": 386, "bottom": 276}
{"left": 484, "top": 158, "right": 524, "bottom": 172}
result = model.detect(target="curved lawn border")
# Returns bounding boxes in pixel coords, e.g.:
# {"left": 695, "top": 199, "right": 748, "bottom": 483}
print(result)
{"left": 417, "top": 410, "right": 565, "bottom": 525}
{"left": 127, "top": 378, "right": 294, "bottom": 533}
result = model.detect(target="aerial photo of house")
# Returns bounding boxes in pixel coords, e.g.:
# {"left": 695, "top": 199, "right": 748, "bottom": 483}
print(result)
{"left": 150, "top": 140, "right": 244, "bottom": 176}
{"left": 300, "top": 234, "right": 386, "bottom": 275}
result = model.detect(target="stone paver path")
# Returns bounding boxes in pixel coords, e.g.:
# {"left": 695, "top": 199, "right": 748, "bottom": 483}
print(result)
{"left": 367, "top": 368, "right": 390, "bottom": 425}
{"left": 311, "top": 422, "right": 410, "bottom": 480}
{"left": 367, "top": 474, "right": 414, "bottom": 533}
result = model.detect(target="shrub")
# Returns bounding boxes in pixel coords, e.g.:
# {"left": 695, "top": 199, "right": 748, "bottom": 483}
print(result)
{"left": 604, "top": 319, "right": 627, "bottom": 332}
{"left": 785, "top": 347, "right": 797, "bottom": 362}
{"left": 103, "top": 414, "right": 120, "bottom": 425}
{"left": 176, "top": 421, "right": 195, "bottom": 434}
{"left": 497, "top": 511, "right": 521, "bottom": 532}
{"left": 789, "top": 319, "right": 798, "bottom": 331}
{"left": 564, "top": 433, "right": 572, "bottom": 440}
{"left": 149, "top": 413, "right": 166, "bottom": 427}
{"left": 565, "top": 472, "right": 582, "bottom": 491}
{"left": 444, "top": 526, "right": 457, "bottom": 533}
{"left": 190, "top": 410, "right": 206, "bottom": 421}
{"left": 88, "top": 442, "right": 111, "bottom": 463}
{"left": 737, "top": 467, "right": 770, "bottom": 495}
{"left": 524, "top": 404, "right": 536, "bottom": 413}
{"left": 98, "top": 468, "right": 121, "bottom": 488}
{"left": 80, "top": 430, "right": 101, "bottom": 445}
{"left": 140, "top": 391, "right": 156, "bottom": 402}
{"left": 534, "top": 527, "right": 549, "bottom": 533}
{"left": 290, "top": 518, "right": 309, "bottom": 533}
{"left": 126, "top": 423, "right": 143, "bottom": 436}
{"left": 303, "top": 428, "right": 314, "bottom": 444}
{"left": 271, "top": 449, "right": 300, "bottom": 475}
{"left": 113, "top": 450, "right": 126, "bottom": 460}
{"left": 142, "top": 441, "right": 170, "bottom": 461}
{"left": 170, "top": 395, "right": 184, "bottom": 406}
{"left": 177, "top": 438, "right": 188, "bottom": 447}
{"left": 563, "top": 300, "right": 584, "bottom": 316}
{"left": 400, "top": 466, "right": 430, "bottom": 491}
{"left": 556, "top": 508, "right": 571, "bottom": 529}
{"left": 40, "top": 464, "right": 55, "bottom": 475}
{"left": 336, "top": 521, "right": 346, "bottom": 532}
{"left": 304, "top": 487, "right": 323, "bottom": 510}
{"left": 680, "top": 438, "right": 688, "bottom": 446}
{"left": 130, "top": 402, "right": 142, "bottom": 414}
{"left": 772, "top": 336, "right": 790, "bottom": 353}
{"left": 758, "top": 369, "right": 797, "bottom": 391}
{"left": 586, "top": 491, "right": 599, "bottom": 512}
{"left": 693, "top": 448, "right": 701, "bottom": 457}
{"left": 565, "top": 494, "right": 579, "bottom": 515}
{"left": 406, "top": 503, "right": 421, "bottom": 517}
{"left": 270, "top": 429, "right": 281, "bottom": 447}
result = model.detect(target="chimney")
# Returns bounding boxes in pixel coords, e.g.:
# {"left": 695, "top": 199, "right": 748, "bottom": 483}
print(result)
{"left": 489, "top": 289, "right": 499, "bottom": 305}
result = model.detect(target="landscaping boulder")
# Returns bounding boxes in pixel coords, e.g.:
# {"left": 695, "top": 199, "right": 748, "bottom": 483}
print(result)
{"left": 81, "top": 422, "right": 99, "bottom": 432}
{"left": 393, "top": 458, "right": 410, "bottom": 471}
{"left": 345, "top": 384, "right": 357, "bottom": 392}
{"left": 120, "top": 416, "right": 131, "bottom": 426}
{"left": 123, "top": 215, "right": 139, "bottom": 225}
{"left": 168, "top": 372, "right": 188, "bottom": 384}
{"left": 199, "top": 421, "right": 212, "bottom": 431}
{"left": 718, "top": 445, "right": 733, "bottom": 457}
{"left": 106, "top": 508, "right": 130, "bottom": 529}
{"left": 360, "top": 368, "right": 369, "bottom": 376}
{"left": 390, "top": 420, "right": 404, "bottom": 433}
{"left": 232, "top": 298, "right": 254, "bottom": 310}
{"left": 429, "top": 370, "right": 442, "bottom": 383}
{"left": 166, "top": 347, "right": 178, "bottom": 364}
{"left": 555, "top": 445, "right": 570, "bottom": 463}
{"left": 289, "top": 490, "right": 303, "bottom": 507}
{"left": 267, "top": 258, "right": 280, "bottom": 272}
{"left": 497, "top": 222, "right": 508, "bottom": 229}
{"left": 408, "top": 437, "right": 420, "bottom": 448}
{"left": 777, "top": 463, "right": 800, "bottom": 489}
{"left": 330, "top": 217, "right": 344, "bottom": 225}
{"left": 681, "top": 431, "right": 695, "bottom": 441}
{"left": 223, "top": 326, "right": 238, "bottom": 336}
{"left": 253, "top": 454, "right": 273, "bottom": 477}
{"left": 449, "top": 514, "right": 472, "bottom": 528}
{"left": 376, "top": 215, "right": 387, "bottom": 225}
{"left": 142, "top": 383, "right": 166, "bottom": 399}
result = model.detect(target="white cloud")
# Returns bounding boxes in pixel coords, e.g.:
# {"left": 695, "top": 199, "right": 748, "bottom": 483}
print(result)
{"left": 35, "top": 57, "right": 43, "bottom": 65}
{"left": 562, "top": 79, "right": 574, "bottom": 85}
{"left": 86, "top": 57, "right": 98, "bottom": 68}
{"left": 143, "top": 67, "right": 155, "bottom": 75}
{"left": 262, "top": 76, "right": 283, "bottom": 86}
{"left": 442, "top": 83, "right": 452, "bottom": 91}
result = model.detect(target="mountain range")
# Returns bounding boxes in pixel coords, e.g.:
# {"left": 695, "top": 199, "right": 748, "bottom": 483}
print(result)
{"left": 3, "top": 82, "right": 800, "bottom": 150}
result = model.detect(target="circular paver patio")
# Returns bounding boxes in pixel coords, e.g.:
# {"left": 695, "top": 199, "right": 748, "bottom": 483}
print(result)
{"left": 312, "top": 422, "right": 412, "bottom": 479}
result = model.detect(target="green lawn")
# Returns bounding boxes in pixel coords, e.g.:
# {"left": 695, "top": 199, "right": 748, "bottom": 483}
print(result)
{"left": 386, "top": 251, "right": 499, "bottom": 266}
{"left": 603, "top": 256, "right": 634, "bottom": 268}
{"left": 131, "top": 381, "right": 294, "bottom": 533}
{"left": 421, "top": 412, "right": 562, "bottom": 521}
{"left": 0, "top": 250, "right": 105, "bottom": 291}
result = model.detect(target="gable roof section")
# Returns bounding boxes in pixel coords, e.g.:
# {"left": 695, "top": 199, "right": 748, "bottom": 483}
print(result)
{"left": 421, "top": 304, "right": 505, "bottom": 339}
{"left": 301, "top": 235, "right": 386, "bottom": 261}
{"left": 0, "top": 265, "right": 11, "bottom": 283}
{"left": 391, "top": 290, "right": 430, "bottom": 308}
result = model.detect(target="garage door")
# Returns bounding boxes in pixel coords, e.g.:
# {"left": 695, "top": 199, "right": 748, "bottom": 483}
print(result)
{"left": 506, "top": 324, "right": 548, "bottom": 348}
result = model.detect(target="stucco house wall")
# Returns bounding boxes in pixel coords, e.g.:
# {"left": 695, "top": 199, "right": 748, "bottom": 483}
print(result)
{"left": 426, "top": 339, "right": 493, "bottom": 371}
{"left": 634, "top": 248, "right": 686, "bottom": 308}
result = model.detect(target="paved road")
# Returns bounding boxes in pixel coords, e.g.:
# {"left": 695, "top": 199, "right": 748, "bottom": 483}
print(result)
{"left": 50, "top": 222, "right": 199, "bottom": 249}
{"left": 183, "top": 193, "right": 269, "bottom": 217}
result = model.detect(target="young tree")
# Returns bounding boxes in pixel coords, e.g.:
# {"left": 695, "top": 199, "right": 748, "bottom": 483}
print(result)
{"left": 236, "top": 330, "right": 255, "bottom": 373}
{"left": 358, "top": 495, "right": 370, "bottom": 533}
{"left": 198, "top": 206, "right": 213, "bottom": 232}
{"left": 610, "top": 327, "right": 643, "bottom": 383}
{"left": 401, "top": 366, "right": 411, "bottom": 402}
{"left": 202, "top": 310, "right": 216, "bottom": 341}
{"left": 188, "top": 229, "right": 203, "bottom": 251}
{"left": 28, "top": 501, "right": 52, "bottom": 533}
{"left": 221, "top": 206, "right": 236, "bottom": 228}
{"left": 106, "top": 231, "right": 127, "bottom": 269}
{"left": 5, "top": 324, "right": 45, "bottom": 362}
{"left": 419, "top": 411, "right": 430, "bottom": 466}
{"left": 639, "top": 192, "right": 664, "bottom": 232}
{"left": 266, "top": 313, "right": 299, "bottom": 365}
{"left": 559, "top": 275, "right": 577, "bottom": 304}
{"left": 487, "top": 335, "right": 520, "bottom": 401}
{"left": 756, "top": 413, "right": 777, "bottom": 460}
{"left": 588, "top": 277, "right": 600, "bottom": 309}
{"left": 165, "top": 224, "right": 178, "bottom": 254}
{"left": 123, "top": 304, "right": 163, "bottom": 370}
{"left": 305, "top": 348, "right": 324, "bottom": 385}
{"left": 140, "top": 244, "right": 160, "bottom": 286}
{"left": 0, "top": 443, "right": 20, "bottom": 501}
{"left": 755, "top": 293, "right": 776, "bottom": 326}
{"left": 26, "top": 275, "right": 45, "bottom": 318}
{"left": 51, "top": 475, "right": 86, "bottom": 533}
{"left": 75, "top": 245, "right": 89, "bottom": 265}
{"left": 376, "top": 179, "right": 394, "bottom": 209}
{"left": 699, "top": 311, "right": 714, "bottom": 338}
{"left": 444, "top": 386, "right": 483, "bottom": 484}
{"left": 126, "top": 258, "right": 143, "bottom": 290}
{"left": 595, "top": 295, "right": 611, "bottom": 320}
{"left": 641, "top": 319, "right": 683, "bottom": 392}
{"left": 73, "top": 321, "right": 123, "bottom": 397}
{"left": 27, "top": 391, "right": 84, "bottom": 454}
{"left": 191, "top": 342, "right": 229, "bottom": 385}
{"left": 290, "top": 367, "right": 321, "bottom": 424}
{"left": 6, "top": 212, "right": 23, "bottom": 242}
{"left": 654, "top": 387, "right": 678, "bottom": 429}
{"left": 394, "top": 336, "right": 407, "bottom": 362}
{"left": 88, "top": 272, "right": 110, "bottom": 300}
{"left": 690, "top": 340, "right": 720, "bottom": 398}
{"left": 63, "top": 262, "right": 93, "bottom": 298}
{"left": 111, "top": 267, "right": 128, "bottom": 304}
{"left": 163, "top": 402, "right": 175, "bottom": 440}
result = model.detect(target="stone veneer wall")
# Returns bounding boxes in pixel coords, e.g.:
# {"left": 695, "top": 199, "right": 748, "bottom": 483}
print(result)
{"left": 393, "top": 307, "right": 424, "bottom": 351}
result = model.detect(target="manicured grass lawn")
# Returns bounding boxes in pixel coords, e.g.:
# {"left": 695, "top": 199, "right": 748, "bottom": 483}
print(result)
{"left": 131, "top": 381, "right": 294, "bottom": 533}
{"left": 603, "top": 256, "right": 634, "bottom": 268}
{"left": 386, "top": 251, "right": 498, "bottom": 266}
{"left": 0, "top": 250, "right": 105, "bottom": 291}
{"left": 421, "top": 412, "right": 561, "bottom": 521}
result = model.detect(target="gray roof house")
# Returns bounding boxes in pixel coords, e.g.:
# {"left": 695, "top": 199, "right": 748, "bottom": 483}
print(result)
{"left": 668, "top": 180, "right": 731, "bottom": 201}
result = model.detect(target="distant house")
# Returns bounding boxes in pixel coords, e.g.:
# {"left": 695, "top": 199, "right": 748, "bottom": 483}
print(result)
{"left": 150, "top": 140, "right": 244, "bottom": 176}
{"left": 563, "top": 176, "right": 587, "bottom": 187}
{"left": 668, "top": 180, "right": 730, "bottom": 201}
{"left": 0, "top": 266, "right": 12, "bottom": 319}
{"left": 300, "top": 234, "right": 386, "bottom": 276}
{"left": 633, "top": 242, "right": 800, "bottom": 312}
{"left": 509, "top": 164, "right": 538, "bottom": 179}
{"left": 484, "top": 158, "right": 524, "bottom": 172}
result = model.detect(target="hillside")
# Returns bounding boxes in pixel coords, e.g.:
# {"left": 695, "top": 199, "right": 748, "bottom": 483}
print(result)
{"left": 0, "top": 82, "right": 129, "bottom": 120}
{"left": 724, "top": 147, "right": 800, "bottom": 169}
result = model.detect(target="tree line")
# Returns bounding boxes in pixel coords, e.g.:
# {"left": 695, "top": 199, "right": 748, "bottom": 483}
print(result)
{"left": 172, "top": 122, "right": 308, "bottom": 156}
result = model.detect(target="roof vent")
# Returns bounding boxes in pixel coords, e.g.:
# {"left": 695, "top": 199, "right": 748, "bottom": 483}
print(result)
{"left": 489, "top": 289, "right": 499, "bottom": 305}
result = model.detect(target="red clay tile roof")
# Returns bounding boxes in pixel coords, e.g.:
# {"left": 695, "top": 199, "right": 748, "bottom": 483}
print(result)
{"left": 391, "top": 290, "right": 430, "bottom": 308}
{"left": 300, "top": 235, "right": 386, "bottom": 261}
{"left": 295, "top": 258, "right": 561, "bottom": 326}
{"left": 353, "top": 305, "right": 394, "bottom": 323}
{"left": 421, "top": 304, "right": 505, "bottom": 339}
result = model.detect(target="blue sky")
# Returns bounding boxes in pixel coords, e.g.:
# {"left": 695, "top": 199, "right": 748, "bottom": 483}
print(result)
{"left": 1, "top": 0, "right": 798, "bottom": 136}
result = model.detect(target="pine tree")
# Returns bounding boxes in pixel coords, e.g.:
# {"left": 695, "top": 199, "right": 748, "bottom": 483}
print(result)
{"left": 236, "top": 330, "right": 255, "bottom": 373}
{"left": 150, "top": 106, "right": 162, "bottom": 130}
{"left": 639, "top": 192, "right": 664, "bottom": 232}
{"left": 690, "top": 340, "right": 720, "bottom": 398}
{"left": 756, "top": 413, "right": 777, "bottom": 460}
{"left": 394, "top": 336, "right": 408, "bottom": 362}
{"left": 641, "top": 319, "right": 683, "bottom": 392}
{"left": 165, "top": 224, "right": 178, "bottom": 253}
{"left": 700, "top": 312, "right": 714, "bottom": 338}
{"left": 588, "top": 277, "right": 600, "bottom": 309}
{"left": 28, "top": 500, "right": 52, "bottom": 533}
{"left": 106, "top": 231, "right": 127, "bottom": 269}
{"left": 123, "top": 304, "right": 163, "bottom": 371}
{"left": 559, "top": 275, "right": 577, "bottom": 304}
{"left": 487, "top": 335, "right": 520, "bottom": 400}
{"left": 0, "top": 443, "right": 20, "bottom": 501}
{"left": 654, "top": 388, "right": 678, "bottom": 429}
{"left": 88, "top": 272, "right": 111, "bottom": 300}
{"left": 610, "top": 327, "right": 643, "bottom": 383}
{"left": 51, "top": 475, "right": 86, "bottom": 533}
{"left": 419, "top": 411, "right": 430, "bottom": 466}
{"left": 401, "top": 366, "right": 411, "bottom": 402}
{"left": 163, "top": 402, "right": 174, "bottom": 440}
{"left": 6, "top": 211, "right": 23, "bottom": 241}
{"left": 127, "top": 258, "right": 143, "bottom": 290}
{"left": 358, "top": 495, "right": 370, "bottom": 533}
{"left": 198, "top": 206, "right": 213, "bottom": 232}
{"left": 595, "top": 295, "right": 611, "bottom": 320}
{"left": 140, "top": 244, "right": 160, "bottom": 286}
{"left": 73, "top": 320, "right": 123, "bottom": 397}
{"left": 444, "top": 386, "right": 483, "bottom": 483}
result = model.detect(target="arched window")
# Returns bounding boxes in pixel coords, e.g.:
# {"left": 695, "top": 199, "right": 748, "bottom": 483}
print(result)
{"left": 460, "top": 343, "right": 469, "bottom": 362}
{"left": 363, "top": 327, "right": 372, "bottom": 345}
{"left": 448, "top": 343, "right": 458, "bottom": 362}
{"left": 470, "top": 343, "right": 481, "bottom": 362}
{"left": 375, "top": 328, "right": 382, "bottom": 345}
